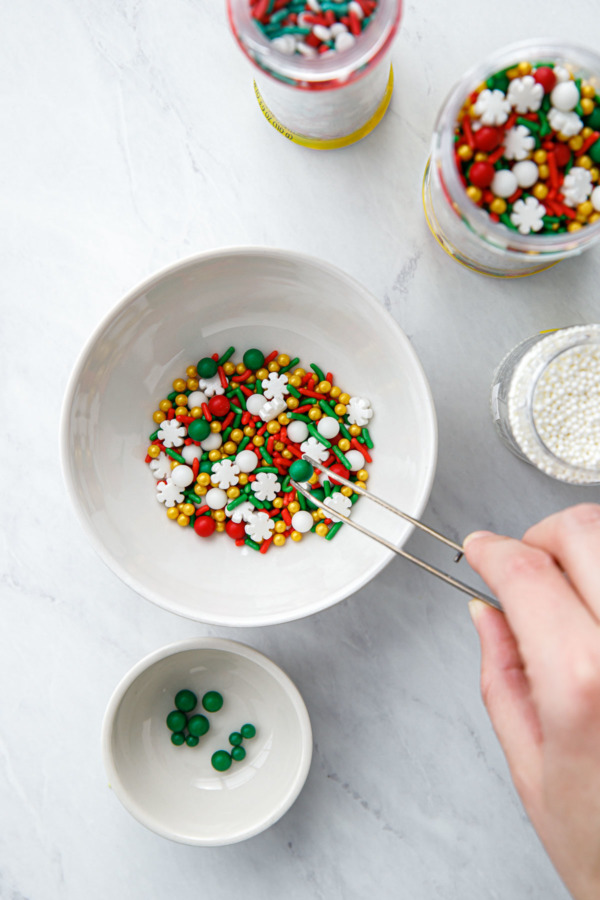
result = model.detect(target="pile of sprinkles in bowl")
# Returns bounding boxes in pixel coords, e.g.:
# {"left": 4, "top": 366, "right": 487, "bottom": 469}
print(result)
{"left": 250, "top": 0, "right": 379, "bottom": 58}
{"left": 145, "top": 348, "right": 374, "bottom": 552}
{"left": 454, "top": 60, "right": 600, "bottom": 234}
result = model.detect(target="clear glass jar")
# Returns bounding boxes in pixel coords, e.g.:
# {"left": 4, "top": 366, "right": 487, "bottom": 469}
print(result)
{"left": 423, "top": 39, "right": 600, "bottom": 277}
{"left": 490, "top": 325, "right": 600, "bottom": 484}
{"left": 226, "top": 0, "right": 401, "bottom": 147}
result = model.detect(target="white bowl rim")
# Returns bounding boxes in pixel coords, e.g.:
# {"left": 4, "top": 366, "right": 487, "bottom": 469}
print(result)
{"left": 101, "top": 636, "right": 314, "bottom": 846}
{"left": 60, "top": 245, "right": 438, "bottom": 626}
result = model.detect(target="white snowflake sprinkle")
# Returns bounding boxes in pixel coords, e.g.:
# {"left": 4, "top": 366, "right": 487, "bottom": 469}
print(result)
{"left": 323, "top": 492, "right": 352, "bottom": 523}
{"left": 502, "top": 125, "right": 535, "bottom": 161}
{"left": 210, "top": 458, "right": 240, "bottom": 489}
{"left": 547, "top": 107, "right": 583, "bottom": 137}
{"left": 225, "top": 501, "right": 256, "bottom": 524}
{"left": 198, "top": 374, "right": 225, "bottom": 398}
{"left": 261, "top": 372, "right": 289, "bottom": 400}
{"left": 300, "top": 437, "right": 330, "bottom": 465}
{"left": 562, "top": 167, "right": 593, "bottom": 207}
{"left": 473, "top": 89, "right": 511, "bottom": 126}
{"left": 347, "top": 397, "right": 373, "bottom": 427}
{"left": 149, "top": 452, "right": 172, "bottom": 480}
{"left": 258, "top": 397, "right": 287, "bottom": 422}
{"left": 245, "top": 512, "right": 275, "bottom": 543}
{"left": 510, "top": 196, "right": 546, "bottom": 235}
{"left": 251, "top": 472, "right": 281, "bottom": 502}
{"left": 506, "top": 75, "right": 544, "bottom": 113}
{"left": 156, "top": 479, "right": 184, "bottom": 507}
{"left": 157, "top": 419, "right": 187, "bottom": 448}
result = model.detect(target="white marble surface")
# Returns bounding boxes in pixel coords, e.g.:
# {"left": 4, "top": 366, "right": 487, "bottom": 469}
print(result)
{"left": 3, "top": 1, "right": 599, "bottom": 897}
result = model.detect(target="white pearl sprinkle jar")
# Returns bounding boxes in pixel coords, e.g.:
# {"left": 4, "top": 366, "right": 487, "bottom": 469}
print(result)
{"left": 490, "top": 325, "right": 600, "bottom": 484}
{"left": 423, "top": 39, "right": 600, "bottom": 277}
{"left": 226, "top": 0, "right": 401, "bottom": 148}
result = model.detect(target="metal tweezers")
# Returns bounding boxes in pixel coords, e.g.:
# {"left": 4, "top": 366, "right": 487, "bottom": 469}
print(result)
{"left": 291, "top": 456, "right": 502, "bottom": 611}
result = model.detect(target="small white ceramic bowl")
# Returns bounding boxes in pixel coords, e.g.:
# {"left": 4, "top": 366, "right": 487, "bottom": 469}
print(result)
{"left": 102, "top": 637, "right": 312, "bottom": 845}
{"left": 61, "top": 247, "right": 437, "bottom": 625}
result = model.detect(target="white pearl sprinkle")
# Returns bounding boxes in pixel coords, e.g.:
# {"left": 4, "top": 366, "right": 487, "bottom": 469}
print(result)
{"left": 503, "top": 326, "right": 600, "bottom": 483}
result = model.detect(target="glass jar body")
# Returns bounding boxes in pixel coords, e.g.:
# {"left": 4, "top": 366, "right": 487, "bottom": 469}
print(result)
{"left": 227, "top": 0, "right": 401, "bottom": 145}
{"left": 424, "top": 39, "right": 600, "bottom": 277}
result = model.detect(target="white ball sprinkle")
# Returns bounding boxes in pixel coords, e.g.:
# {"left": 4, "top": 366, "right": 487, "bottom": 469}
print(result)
{"left": 532, "top": 345, "right": 600, "bottom": 470}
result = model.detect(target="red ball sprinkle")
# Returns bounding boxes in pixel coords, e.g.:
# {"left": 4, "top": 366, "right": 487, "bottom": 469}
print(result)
{"left": 194, "top": 516, "right": 216, "bottom": 538}
{"left": 473, "top": 126, "right": 504, "bottom": 152}
{"left": 225, "top": 520, "right": 247, "bottom": 540}
{"left": 553, "top": 143, "right": 571, "bottom": 167}
{"left": 533, "top": 66, "right": 556, "bottom": 93}
{"left": 468, "top": 161, "right": 495, "bottom": 188}
{"left": 328, "top": 463, "right": 350, "bottom": 484}
{"left": 208, "top": 395, "right": 231, "bottom": 417}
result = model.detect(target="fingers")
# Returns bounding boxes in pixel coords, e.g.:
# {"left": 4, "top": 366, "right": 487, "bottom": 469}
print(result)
{"left": 469, "top": 599, "right": 542, "bottom": 798}
{"left": 523, "top": 504, "right": 600, "bottom": 624}
{"left": 464, "top": 531, "right": 592, "bottom": 688}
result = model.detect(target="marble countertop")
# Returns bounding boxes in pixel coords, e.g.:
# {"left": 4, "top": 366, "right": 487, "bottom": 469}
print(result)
{"left": 3, "top": 1, "right": 599, "bottom": 897}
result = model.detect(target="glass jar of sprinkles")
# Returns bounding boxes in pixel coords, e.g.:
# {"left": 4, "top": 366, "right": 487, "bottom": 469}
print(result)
{"left": 423, "top": 39, "right": 600, "bottom": 277}
{"left": 226, "top": 0, "right": 401, "bottom": 148}
{"left": 490, "top": 325, "right": 600, "bottom": 484}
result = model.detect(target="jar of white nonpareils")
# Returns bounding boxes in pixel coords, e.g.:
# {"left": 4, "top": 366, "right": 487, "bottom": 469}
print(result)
{"left": 490, "top": 325, "right": 600, "bottom": 484}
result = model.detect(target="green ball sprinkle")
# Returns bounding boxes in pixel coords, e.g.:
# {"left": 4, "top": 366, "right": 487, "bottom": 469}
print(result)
{"left": 243, "top": 348, "right": 265, "bottom": 370}
{"left": 211, "top": 750, "right": 232, "bottom": 772}
{"left": 175, "top": 689, "right": 197, "bottom": 713}
{"left": 187, "top": 419, "right": 211, "bottom": 442}
{"left": 306, "top": 487, "right": 324, "bottom": 510}
{"left": 229, "top": 731, "right": 243, "bottom": 746}
{"left": 166, "top": 710, "right": 187, "bottom": 732}
{"left": 197, "top": 357, "right": 218, "bottom": 379}
{"left": 187, "top": 714, "right": 210, "bottom": 737}
{"left": 289, "top": 459, "right": 314, "bottom": 483}
{"left": 202, "top": 691, "right": 223, "bottom": 713}
{"left": 589, "top": 139, "right": 600, "bottom": 165}
{"left": 186, "top": 735, "right": 199, "bottom": 747}
{"left": 586, "top": 107, "right": 600, "bottom": 131}
{"left": 231, "top": 746, "right": 246, "bottom": 762}
{"left": 171, "top": 732, "right": 185, "bottom": 746}
{"left": 240, "top": 723, "right": 256, "bottom": 740}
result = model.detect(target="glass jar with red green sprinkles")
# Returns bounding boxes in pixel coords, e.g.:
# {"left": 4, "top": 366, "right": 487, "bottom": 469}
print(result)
{"left": 226, "top": 0, "right": 401, "bottom": 148}
{"left": 423, "top": 39, "right": 600, "bottom": 277}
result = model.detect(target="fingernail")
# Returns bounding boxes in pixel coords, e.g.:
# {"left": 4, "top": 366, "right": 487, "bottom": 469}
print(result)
{"left": 468, "top": 598, "right": 487, "bottom": 624}
{"left": 463, "top": 530, "right": 494, "bottom": 547}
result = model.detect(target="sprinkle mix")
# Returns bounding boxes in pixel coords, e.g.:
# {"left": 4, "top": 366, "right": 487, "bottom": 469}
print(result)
{"left": 454, "top": 60, "right": 600, "bottom": 234}
{"left": 145, "top": 347, "right": 374, "bottom": 552}
{"left": 250, "top": 0, "right": 378, "bottom": 58}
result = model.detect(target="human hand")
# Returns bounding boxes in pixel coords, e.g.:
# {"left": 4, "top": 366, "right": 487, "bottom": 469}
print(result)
{"left": 464, "top": 504, "right": 600, "bottom": 900}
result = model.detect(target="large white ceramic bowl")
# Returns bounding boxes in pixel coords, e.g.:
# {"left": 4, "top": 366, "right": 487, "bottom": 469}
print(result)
{"left": 61, "top": 247, "right": 437, "bottom": 625}
{"left": 102, "top": 638, "right": 312, "bottom": 845}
